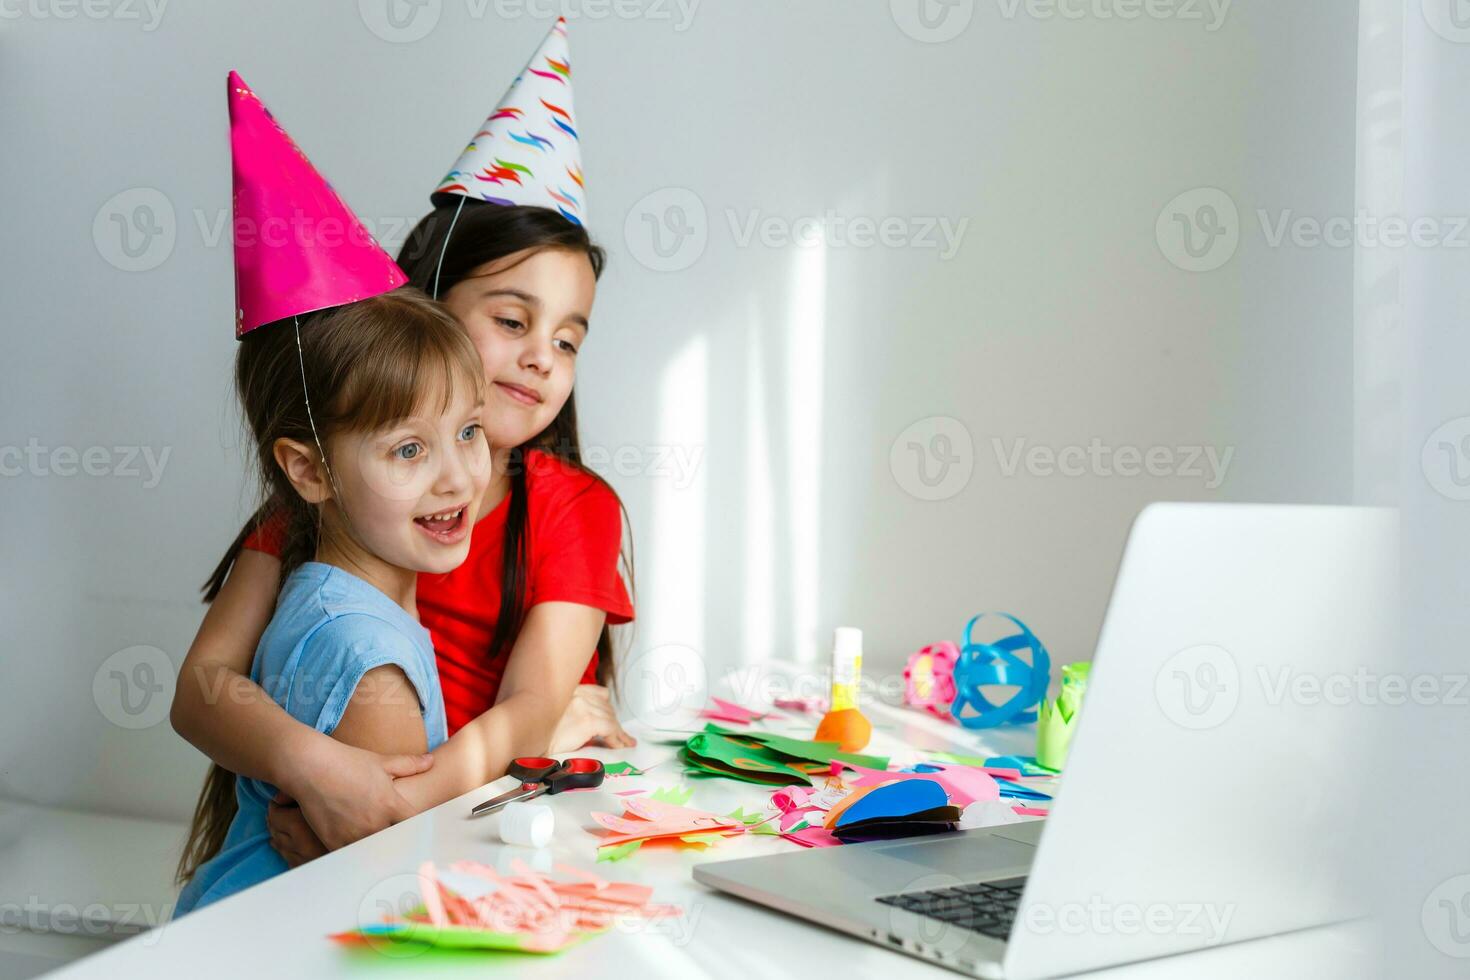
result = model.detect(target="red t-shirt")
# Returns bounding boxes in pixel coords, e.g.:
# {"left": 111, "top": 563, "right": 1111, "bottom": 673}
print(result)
{"left": 242, "top": 450, "right": 633, "bottom": 734}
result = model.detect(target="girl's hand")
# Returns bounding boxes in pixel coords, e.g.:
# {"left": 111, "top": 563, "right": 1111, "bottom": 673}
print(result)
{"left": 548, "top": 684, "right": 637, "bottom": 753}
{"left": 267, "top": 793, "right": 326, "bottom": 868}
{"left": 279, "top": 740, "right": 434, "bottom": 851}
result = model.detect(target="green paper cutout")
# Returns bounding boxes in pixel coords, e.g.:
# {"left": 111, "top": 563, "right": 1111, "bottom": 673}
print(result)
{"left": 722, "top": 806, "right": 766, "bottom": 825}
{"left": 596, "top": 840, "right": 644, "bottom": 862}
{"left": 603, "top": 761, "right": 640, "bottom": 776}
{"left": 677, "top": 833, "right": 727, "bottom": 845}
{"left": 682, "top": 736, "right": 811, "bottom": 785}
{"left": 352, "top": 923, "right": 533, "bottom": 951}
{"left": 1037, "top": 661, "right": 1089, "bottom": 771}
{"left": 703, "top": 725, "right": 889, "bottom": 769}
{"left": 649, "top": 784, "right": 694, "bottom": 805}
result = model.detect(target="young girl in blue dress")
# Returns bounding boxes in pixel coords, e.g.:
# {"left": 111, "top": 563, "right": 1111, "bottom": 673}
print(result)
{"left": 176, "top": 290, "right": 492, "bottom": 913}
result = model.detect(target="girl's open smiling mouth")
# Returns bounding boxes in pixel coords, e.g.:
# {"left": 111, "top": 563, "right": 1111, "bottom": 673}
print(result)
{"left": 413, "top": 505, "right": 470, "bottom": 545}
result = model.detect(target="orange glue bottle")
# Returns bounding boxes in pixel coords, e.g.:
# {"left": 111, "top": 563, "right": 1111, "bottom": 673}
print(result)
{"left": 814, "top": 627, "right": 873, "bottom": 752}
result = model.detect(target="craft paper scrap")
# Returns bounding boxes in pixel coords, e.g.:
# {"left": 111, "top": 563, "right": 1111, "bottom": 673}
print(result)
{"left": 590, "top": 796, "right": 745, "bottom": 861}
{"left": 826, "top": 779, "right": 962, "bottom": 843}
{"left": 980, "top": 754, "right": 1059, "bottom": 777}
{"left": 332, "top": 859, "right": 680, "bottom": 953}
{"left": 994, "top": 779, "right": 1052, "bottom": 802}
{"left": 699, "top": 697, "right": 770, "bottom": 725}
{"left": 773, "top": 696, "right": 827, "bottom": 713}
{"left": 960, "top": 799, "right": 1029, "bottom": 830}
{"left": 839, "top": 763, "right": 1000, "bottom": 808}
{"left": 703, "top": 725, "right": 889, "bottom": 769}
{"left": 681, "top": 733, "right": 813, "bottom": 785}
{"left": 1037, "top": 662, "right": 1090, "bottom": 771}
{"left": 833, "top": 779, "right": 949, "bottom": 828}
{"left": 603, "top": 762, "right": 641, "bottom": 777}
{"left": 648, "top": 784, "right": 694, "bottom": 806}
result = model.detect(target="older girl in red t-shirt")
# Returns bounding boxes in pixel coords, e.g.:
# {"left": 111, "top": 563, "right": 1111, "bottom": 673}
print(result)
{"left": 172, "top": 22, "right": 636, "bottom": 864}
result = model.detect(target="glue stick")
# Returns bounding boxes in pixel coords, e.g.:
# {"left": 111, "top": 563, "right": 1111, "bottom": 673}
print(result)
{"left": 815, "top": 627, "right": 872, "bottom": 752}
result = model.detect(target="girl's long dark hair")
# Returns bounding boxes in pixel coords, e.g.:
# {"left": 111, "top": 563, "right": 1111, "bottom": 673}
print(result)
{"left": 397, "top": 203, "right": 632, "bottom": 689}
{"left": 204, "top": 203, "right": 633, "bottom": 687}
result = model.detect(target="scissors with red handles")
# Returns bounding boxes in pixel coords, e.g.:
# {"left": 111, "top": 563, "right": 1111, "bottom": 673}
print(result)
{"left": 470, "top": 756, "right": 606, "bottom": 817}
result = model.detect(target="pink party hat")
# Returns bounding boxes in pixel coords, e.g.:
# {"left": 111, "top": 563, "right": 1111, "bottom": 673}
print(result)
{"left": 431, "top": 18, "right": 585, "bottom": 225}
{"left": 228, "top": 70, "right": 407, "bottom": 337}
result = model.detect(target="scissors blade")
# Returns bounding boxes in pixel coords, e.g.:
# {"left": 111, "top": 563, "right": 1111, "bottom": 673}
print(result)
{"left": 471, "top": 782, "right": 542, "bottom": 817}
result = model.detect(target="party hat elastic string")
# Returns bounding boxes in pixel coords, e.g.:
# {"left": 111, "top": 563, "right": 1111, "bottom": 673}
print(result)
{"left": 431, "top": 195, "right": 467, "bottom": 300}
{"left": 293, "top": 315, "right": 342, "bottom": 503}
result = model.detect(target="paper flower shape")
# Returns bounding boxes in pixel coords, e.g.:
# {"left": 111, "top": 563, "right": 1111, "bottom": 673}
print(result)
{"left": 904, "top": 641, "right": 961, "bottom": 717}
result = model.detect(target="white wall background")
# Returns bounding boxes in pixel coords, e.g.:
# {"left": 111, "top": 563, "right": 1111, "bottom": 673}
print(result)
{"left": 0, "top": 0, "right": 1360, "bottom": 822}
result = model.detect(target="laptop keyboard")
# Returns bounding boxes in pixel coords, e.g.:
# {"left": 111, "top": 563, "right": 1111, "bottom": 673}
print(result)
{"left": 875, "top": 876, "right": 1027, "bottom": 940}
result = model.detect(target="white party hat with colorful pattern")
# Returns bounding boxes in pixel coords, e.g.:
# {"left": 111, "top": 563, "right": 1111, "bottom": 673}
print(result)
{"left": 431, "top": 17, "right": 584, "bottom": 225}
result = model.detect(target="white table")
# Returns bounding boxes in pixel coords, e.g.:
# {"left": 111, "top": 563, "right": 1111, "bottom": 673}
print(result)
{"left": 50, "top": 689, "right": 1378, "bottom": 979}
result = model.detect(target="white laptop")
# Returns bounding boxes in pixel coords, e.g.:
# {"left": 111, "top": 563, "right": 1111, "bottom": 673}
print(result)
{"left": 695, "top": 503, "right": 1395, "bottom": 978}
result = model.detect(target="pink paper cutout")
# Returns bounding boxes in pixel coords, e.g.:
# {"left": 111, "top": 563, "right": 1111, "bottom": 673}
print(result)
{"left": 781, "top": 826, "right": 842, "bottom": 847}
{"left": 841, "top": 763, "right": 1000, "bottom": 808}
{"left": 348, "top": 859, "right": 681, "bottom": 949}
{"left": 590, "top": 796, "right": 743, "bottom": 850}
{"left": 1012, "top": 806, "right": 1048, "bottom": 817}
{"left": 773, "top": 696, "right": 827, "bottom": 713}
{"left": 698, "top": 697, "right": 769, "bottom": 725}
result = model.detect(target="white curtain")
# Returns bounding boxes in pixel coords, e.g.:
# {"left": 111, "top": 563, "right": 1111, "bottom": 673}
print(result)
{"left": 1360, "top": 3, "right": 1470, "bottom": 976}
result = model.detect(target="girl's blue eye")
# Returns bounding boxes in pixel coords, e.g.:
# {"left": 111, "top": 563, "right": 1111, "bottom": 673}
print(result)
{"left": 459, "top": 423, "right": 482, "bottom": 442}
{"left": 394, "top": 443, "right": 423, "bottom": 461}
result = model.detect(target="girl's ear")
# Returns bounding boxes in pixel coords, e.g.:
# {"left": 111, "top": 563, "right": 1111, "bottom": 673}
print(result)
{"left": 273, "top": 438, "right": 332, "bottom": 504}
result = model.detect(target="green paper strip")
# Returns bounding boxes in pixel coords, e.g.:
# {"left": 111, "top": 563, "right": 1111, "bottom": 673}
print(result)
{"left": 596, "top": 840, "right": 644, "bottom": 862}
{"left": 351, "top": 922, "right": 582, "bottom": 952}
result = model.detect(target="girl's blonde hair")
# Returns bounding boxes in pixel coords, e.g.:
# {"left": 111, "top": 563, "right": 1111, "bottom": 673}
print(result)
{"left": 177, "top": 287, "right": 484, "bottom": 884}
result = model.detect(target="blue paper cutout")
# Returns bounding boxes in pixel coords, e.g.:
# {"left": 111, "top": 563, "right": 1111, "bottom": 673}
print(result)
{"left": 836, "top": 778, "right": 949, "bottom": 828}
